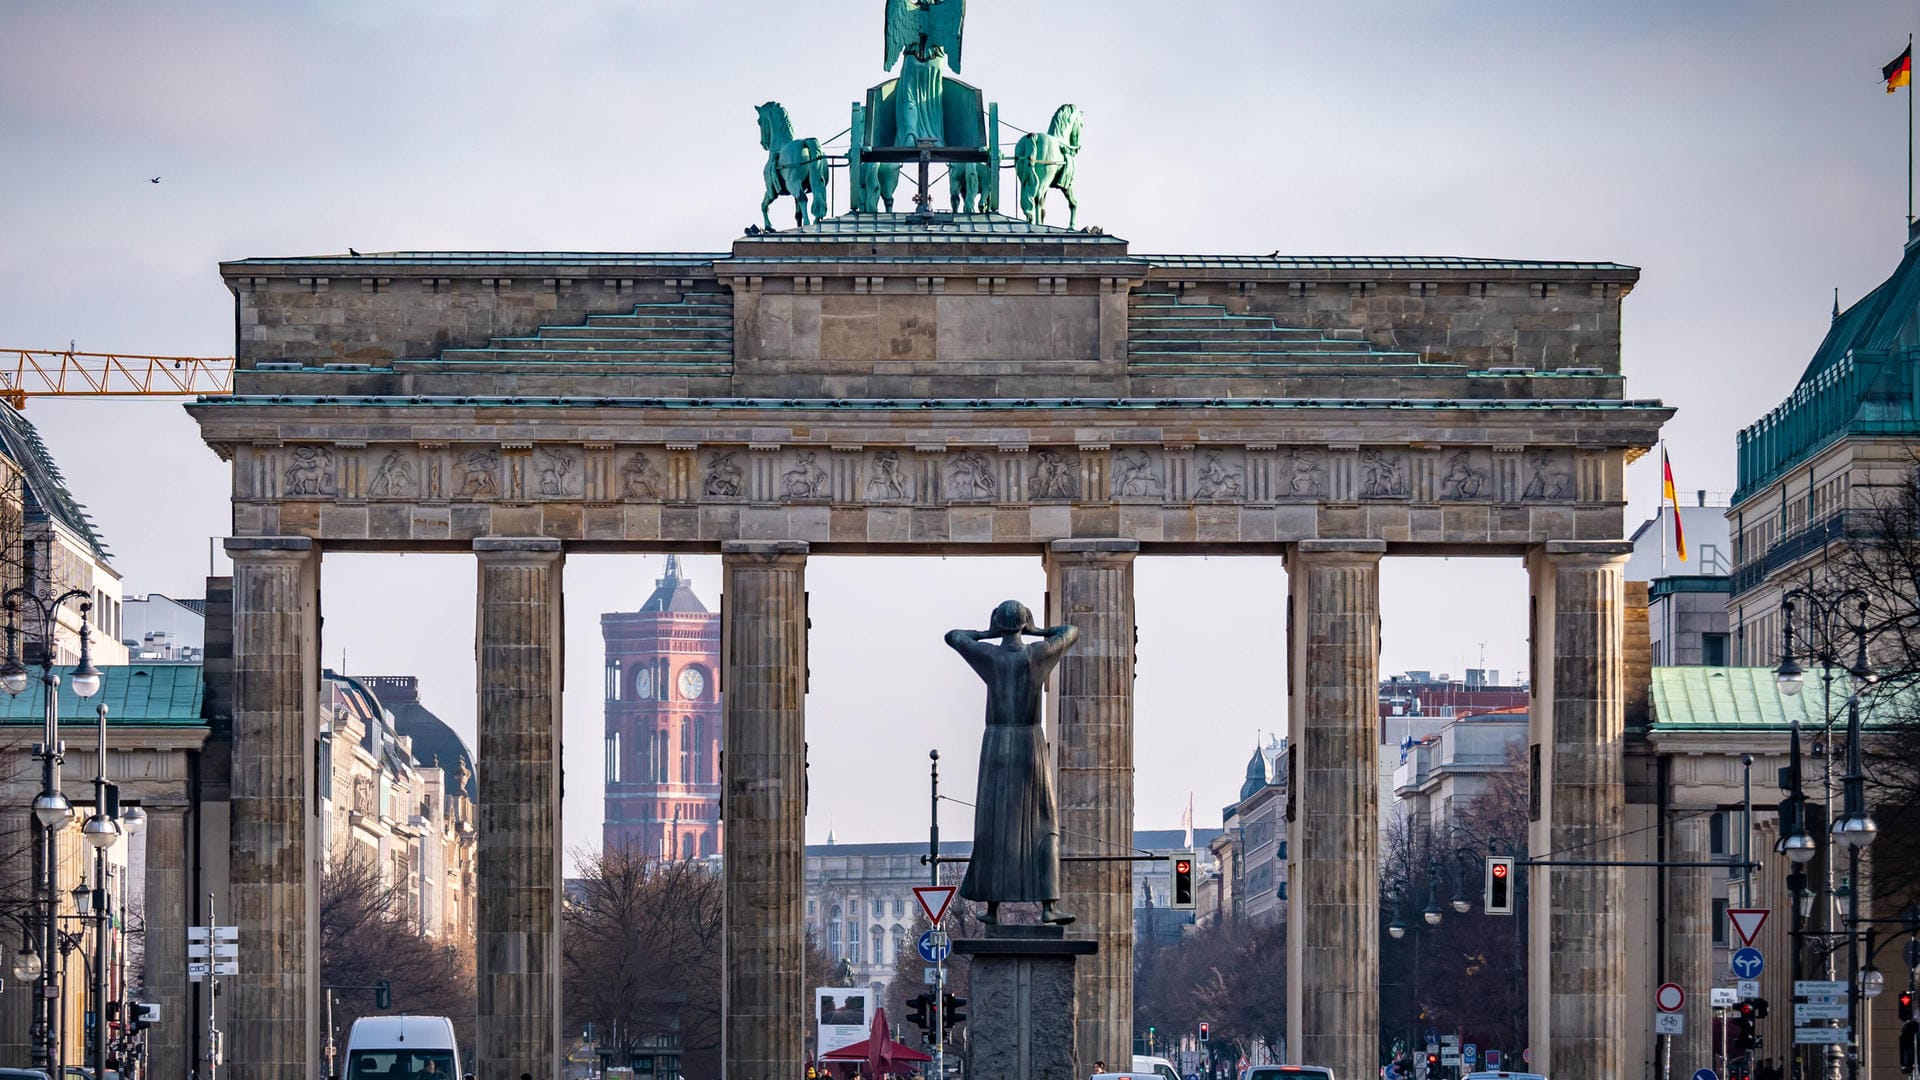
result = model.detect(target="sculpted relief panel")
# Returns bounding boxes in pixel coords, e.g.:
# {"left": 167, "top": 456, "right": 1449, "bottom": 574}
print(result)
{"left": 251, "top": 442, "right": 1591, "bottom": 510}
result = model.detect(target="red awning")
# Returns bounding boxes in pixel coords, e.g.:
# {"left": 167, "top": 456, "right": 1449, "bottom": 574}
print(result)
{"left": 818, "top": 1005, "right": 932, "bottom": 1075}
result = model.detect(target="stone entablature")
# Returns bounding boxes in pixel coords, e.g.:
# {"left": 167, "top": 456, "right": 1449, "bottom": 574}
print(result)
{"left": 194, "top": 401, "right": 1662, "bottom": 550}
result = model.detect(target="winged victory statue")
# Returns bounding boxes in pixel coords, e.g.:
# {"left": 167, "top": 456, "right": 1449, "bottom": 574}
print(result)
{"left": 884, "top": 0, "right": 965, "bottom": 146}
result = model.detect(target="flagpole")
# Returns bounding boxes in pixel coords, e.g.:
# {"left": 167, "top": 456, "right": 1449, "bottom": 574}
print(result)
{"left": 1909, "top": 32, "right": 1913, "bottom": 224}
{"left": 1659, "top": 441, "right": 1669, "bottom": 577}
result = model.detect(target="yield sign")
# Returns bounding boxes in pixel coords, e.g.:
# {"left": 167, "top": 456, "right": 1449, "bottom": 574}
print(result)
{"left": 1727, "top": 908, "right": 1769, "bottom": 947}
{"left": 914, "top": 885, "right": 957, "bottom": 926}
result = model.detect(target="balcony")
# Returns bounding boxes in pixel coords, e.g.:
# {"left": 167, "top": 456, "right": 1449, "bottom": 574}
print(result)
{"left": 1729, "top": 510, "right": 1852, "bottom": 598}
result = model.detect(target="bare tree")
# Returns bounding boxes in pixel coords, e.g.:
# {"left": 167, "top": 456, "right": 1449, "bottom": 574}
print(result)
{"left": 320, "top": 849, "right": 477, "bottom": 1059}
{"left": 563, "top": 848, "right": 722, "bottom": 1078}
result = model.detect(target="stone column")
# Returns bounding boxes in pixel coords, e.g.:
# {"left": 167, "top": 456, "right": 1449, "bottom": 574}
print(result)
{"left": 1283, "top": 539, "right": 1383, "bottom": 1080}
{"left": 1526, "top": 541, "right": 1631, "bottom": 1080}
{"left": 1667, "top": 812, "right": 1714, "bottom": 1072}
{"left": 1043, "top": 538, "right": 1137, "bottom": 1074}
{"left": 225, "top": 537, "right": 321, "bottom": 1080}
{"left": 720, "top": 540, "right": 809, "bottom": 1080}
{"left": 0, "top": 808, "right": 33, "bottom": 1060}
{"left": 144, "top": 803, "right": 191, "bottom": 1080}
{"left": 474, "top": 538, "right": 565, "bottom": 1080}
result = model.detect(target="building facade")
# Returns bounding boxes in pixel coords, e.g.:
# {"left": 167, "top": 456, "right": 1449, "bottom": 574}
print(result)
{"left": 602, "top": 557, "right": 723, "bottom": 858}
{"left": 122, "top": 593, "right": 207, "bottom": 662}
{"left": 1730, "top": 224, "right": 1920, "bottom": 665}
{"left": 1209, "top": 740, "right": 1290, "bottom": 928}
{"left": 318, "top": 670, "right": 477, "bottom": 941}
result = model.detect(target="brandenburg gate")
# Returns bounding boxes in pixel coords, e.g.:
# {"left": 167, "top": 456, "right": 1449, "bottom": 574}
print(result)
{"left": 185, "top": 8, "right": 1668, "bottom": 1080}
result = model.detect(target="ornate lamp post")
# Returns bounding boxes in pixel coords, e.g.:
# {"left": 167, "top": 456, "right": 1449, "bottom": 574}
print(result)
{"left": 1776, "top": 588, "right": 1877, "bottom": 1080}
{"left": 0, "top": 582, "right": 103, "bottom": 1072}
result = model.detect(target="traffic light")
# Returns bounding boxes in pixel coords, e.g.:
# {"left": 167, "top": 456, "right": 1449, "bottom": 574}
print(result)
{"left": 906, "top": 993, "right": 932, "bottom": 1030}
{"left": 1484, "top": 856, "right": 1515, "bottom": 915}
{"left": 1734, "top": 1001, "right": 1758, "bottom": 1052}
{"left": 131, "top": 1002, "right": 160, "bottom": 1031}
{"left": 1171, "top": 850, "right": 1197, "bottom": 911}
{"left": 942, "top": 992, "right": 967, "bottom": 1035}
{"left": 1902, "top": 991, "right": 1915, "bottom": 1022}
{"left": 1198, "top": 1021, "right": 1210, "bottom": 1043}
{"left": 1752, "top": 997, "right": 1769, "bottom": 1020}
{"left": 1901, "top": 1018, "right": 1918, "bottom": 1073}
{"left": 374, "top": 979, "right": 392, "bottom": 1010}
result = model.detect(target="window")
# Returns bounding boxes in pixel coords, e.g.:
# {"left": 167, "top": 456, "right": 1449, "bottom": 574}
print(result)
{"left": 828, "top": 906, "right": 842, "bottom": 958}
{"left": 1710, "top": 812, "right": 1728, "bottom": 856}
{"left": 871, "top": 924, "right": 886, "bottom": 964}
{"left": 892, "top": 897, "right": 904, "bottom": 918}
{"left": 1712, "top": 898, "right": 1730, "bottom": 946}
{"left": 1703, "top": 633, "right": 1729, "bottom": 667}
{"left": 605, "top": 733, "right": 621, "bottom": 784}
{"left": 606, "top": 659, "right": 622, "bottom": 702}
{"left": 872, "top": 897, "right": 883, "bottom": 918}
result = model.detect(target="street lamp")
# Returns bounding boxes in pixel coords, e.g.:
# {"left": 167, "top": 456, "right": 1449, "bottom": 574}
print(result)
{"left": 1776, "top": 588, "right": 1881, "bottom": 1080}
{"left": 1, "top": 581, "right": 102, "bottom": 1073}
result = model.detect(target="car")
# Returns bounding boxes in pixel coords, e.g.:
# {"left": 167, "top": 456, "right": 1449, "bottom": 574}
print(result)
{"left": 1132, "top": 1056, "right": 1182, "bottom": 1080}
{"left": 1462, "top": 1073, "right": 1546, "bottom": 1080}
{"left": 343, "top": 1014, "right": 462, "bottom": 1080}
{"left": 1247, "top": 1067, "right": 1336, "bottom": 1080}
{"left": 0, "top": 1069, "right": 50, "bottom": 1080}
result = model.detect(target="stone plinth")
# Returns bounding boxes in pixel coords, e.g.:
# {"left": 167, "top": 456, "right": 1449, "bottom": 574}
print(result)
{"left": 475, "top": 538, "right": 565, "bottom": 1080}
{"left": 225, "top": 536, "right": 321, "bottom": 1080}
{"left": 1526, "top": 541, "right": 1631, "bottom": 1080}
{"left": 954, "top": 925, "right": 1096, "bottom": 1080}
{"left": 721, "top": 541, "right": 809, "bottom": 1080}
{"left": 1284, "top": 539, "right": 1383, "bottom": 1080}
{"left": 1044, "top": 538, "right": 1137, "bottom": 1075}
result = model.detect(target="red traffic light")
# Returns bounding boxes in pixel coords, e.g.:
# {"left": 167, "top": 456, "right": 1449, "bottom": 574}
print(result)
{"left": 1426, "top": 1055, "right": 1438, "bottom": 1066}
{"left": 1738, "top": 1002, "right": 1755, "bottom": 1018}
{"left": 1492, "top": 862, "right": 1509, "bottom": 879}
{"left": 1176, "top": 859, "right": 1192, "bottom": 874}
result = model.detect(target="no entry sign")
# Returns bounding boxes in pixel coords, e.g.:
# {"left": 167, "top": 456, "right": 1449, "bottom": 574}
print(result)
{"left": 1656, "top": 982, "right": 1686, "bottom": 1012}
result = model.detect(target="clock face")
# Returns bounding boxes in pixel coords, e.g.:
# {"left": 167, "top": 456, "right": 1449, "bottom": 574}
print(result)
{"left": 678, "top": 667, "right": 706, "bottom": 701}
{"left": 635, "top": 669, "right": 653, "bottom": 699}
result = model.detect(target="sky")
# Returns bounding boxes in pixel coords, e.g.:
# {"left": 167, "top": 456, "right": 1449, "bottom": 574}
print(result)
{"left": 0, "top": 0, "right": 1914, "bottom": 856}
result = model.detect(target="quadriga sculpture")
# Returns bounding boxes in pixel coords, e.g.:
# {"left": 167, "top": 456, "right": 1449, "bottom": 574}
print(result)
{"left": 756, "top": 102, "right": 829, "bottom": 230}
{"left": 1014, "top": 103, "right": 1082, "bottom": 228}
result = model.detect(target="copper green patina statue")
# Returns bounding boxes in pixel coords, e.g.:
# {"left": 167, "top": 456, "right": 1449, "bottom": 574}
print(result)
{"left": 756, "top": 102, "right": 828, "bottom": 230}
{"left": 1016, "top": 104, "right": 1083, "bottom": 228}
{"left": 945, "top": 600, "right": 1078, "bottom": 925}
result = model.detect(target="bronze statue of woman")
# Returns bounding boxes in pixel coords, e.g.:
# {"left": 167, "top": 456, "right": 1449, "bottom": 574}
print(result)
{"left": 945, "top": 600, "right": 1078, "bottom": 925}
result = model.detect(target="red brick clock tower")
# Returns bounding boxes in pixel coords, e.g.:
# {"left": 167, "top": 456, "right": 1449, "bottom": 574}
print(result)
{"left": 601, "top": 556, "right": 722, "bottom": 858}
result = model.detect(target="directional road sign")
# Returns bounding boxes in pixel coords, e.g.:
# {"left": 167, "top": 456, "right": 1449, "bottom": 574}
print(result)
{"left": 1655, "top": 1013, "right": 1685, "bottom": 1035}
{"left": 1730, "top": 947, "right": 1764, "bottom": 980}
{"left": 1657, "top": 982, "right": 1686, "bottom": 1012}
{"left": 1796, "top": 980, "right": 1848, "bottom": 997}
{"left": 916, "top": 929, "right": 951, "bottom": 963}
{"left": 1794, "top": 1027, "right": 1851, "bottom": 1045}
{"left": 1796, "top": 1002, "right": 1847, "bottom": 1022}
{"left": 1727, "top": 909, "right": 1770, "bottom": 947}
{"left": 914, "top": 885, "right": 957, "bottom": 926}
{"left": 1693, "top": 1069, "right": 1718, "bottom": 1080}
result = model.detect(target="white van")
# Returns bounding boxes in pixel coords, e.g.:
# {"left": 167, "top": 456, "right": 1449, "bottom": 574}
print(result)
{"left": 343, "top": 1015, "right": 462, "bottom": 1080}
{"left": 1132, "top": 1056, "right": 1182, "bottom": 1080}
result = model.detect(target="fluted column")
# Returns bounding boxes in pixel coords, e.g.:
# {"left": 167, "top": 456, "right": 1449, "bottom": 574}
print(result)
{"left": 475, "top": 538, "right": 565, "bottom": 1080}
{"left": 225, "top": 536, "right": 321, "bottom": 1080}
{"left": 1526, "top": 541, "right": 1631, "bottom": 1080}
{"left": 144, "top": 804, "right": 191, "bottom": 1080}
{"left": 721, "top": 540, "right": 809, "bottom": 1080}
{"left": 1284, "top": 539, "right": 1383, "bottom": 1080}
{"left": 1044, "top": 538, "right": 1138, "bottom": 1074}
{"left": 1668, "top": 812, "right": 1714, "bottom": 1072}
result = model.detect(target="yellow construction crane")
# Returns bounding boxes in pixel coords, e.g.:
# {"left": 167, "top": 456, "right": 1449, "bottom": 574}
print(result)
{"left": 0, "top": 348, "right": 234, "bottom": 408}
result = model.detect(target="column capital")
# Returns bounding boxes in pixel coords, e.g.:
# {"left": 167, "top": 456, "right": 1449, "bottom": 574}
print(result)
{"left": 474, "top": 536, "right": 563, "bottom": 559}
{"left": 1534, "top": 540, "right": 1633, "bottom": 568}
{"left": 224, "top": 536, "right": 315, "bottom": 560}
{"left": 722, "top": 540, "right": 810, "bottom": 566}
{"left": 1046, "top": 538, "right": 1139, "bottom": 564}
{"left": 1287, "top": 538, "right": 1387, "bottom": 564}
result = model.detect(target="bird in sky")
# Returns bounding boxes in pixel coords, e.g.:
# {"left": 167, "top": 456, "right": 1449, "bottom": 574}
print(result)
{"left": 148, "top": 176, "right": 161, "bottom": 184}
{"left": 348, "top": 247, "right": 363, "bottom": 257}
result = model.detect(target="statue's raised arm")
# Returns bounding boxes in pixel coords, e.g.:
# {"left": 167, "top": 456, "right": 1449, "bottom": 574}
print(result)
{"left": 884, "top": 0, "right": 966, "bottom": 73}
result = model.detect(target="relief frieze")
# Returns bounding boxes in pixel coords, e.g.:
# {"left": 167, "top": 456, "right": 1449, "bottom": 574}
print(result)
{"left": 259, "top": 441, "right": 1600, "bottom": 515}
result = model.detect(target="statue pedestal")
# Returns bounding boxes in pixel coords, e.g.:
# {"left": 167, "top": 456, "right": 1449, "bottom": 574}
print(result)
{"left": 954, "top": 925, "right": 1098, "bottom": 1080}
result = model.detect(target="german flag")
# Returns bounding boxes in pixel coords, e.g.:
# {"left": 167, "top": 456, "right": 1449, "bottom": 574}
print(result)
{"left": 1886, "top": 45, "right": 1911, "bottom": 93}
{"left": 1661, "top": 446, "right": 1688, "bottom": 563}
